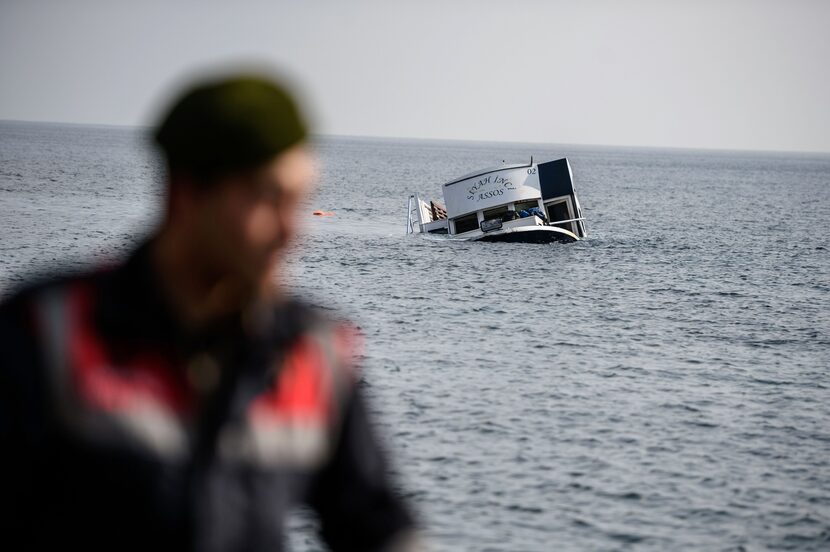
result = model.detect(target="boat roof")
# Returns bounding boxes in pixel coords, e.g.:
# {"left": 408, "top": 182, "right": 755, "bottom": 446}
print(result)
{"left": 443, "top": 159, "right": 533, "bottom": 187}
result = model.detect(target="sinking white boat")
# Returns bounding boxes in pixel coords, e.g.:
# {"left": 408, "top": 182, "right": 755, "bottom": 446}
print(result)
{"left": 407, "top": 157, "right": 586, "bottom": 243}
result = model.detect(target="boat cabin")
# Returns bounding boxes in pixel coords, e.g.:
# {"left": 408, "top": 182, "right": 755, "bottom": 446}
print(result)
{"left": 407, "top": 157, "right": 586, "bottom": 243}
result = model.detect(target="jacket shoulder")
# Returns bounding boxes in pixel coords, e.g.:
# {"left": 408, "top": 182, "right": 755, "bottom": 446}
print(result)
{"left": 0, "top": 268, "right": 113, "bottom": 315}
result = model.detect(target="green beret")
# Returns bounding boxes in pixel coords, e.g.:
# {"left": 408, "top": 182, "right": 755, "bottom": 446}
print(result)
{"left": 154, "top": 74, "right": 308, "bottom": 174}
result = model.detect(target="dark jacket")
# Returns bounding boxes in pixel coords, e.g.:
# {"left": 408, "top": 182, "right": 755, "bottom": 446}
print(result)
{"left": 0, "top": 244, "right": 414, "bottom": 551}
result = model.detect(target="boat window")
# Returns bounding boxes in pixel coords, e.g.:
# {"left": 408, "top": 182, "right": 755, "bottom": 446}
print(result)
{"left": 453, "top": 213, "right": 479, "bottom": 234}
{"left": 483, "top": 206, "right": 508, "bottom": 221}
{"left": 545, "top": 200, "right": 573, "bottom": 231}
{"left": 514, "top": 200, "right": 540, "bottom": 214}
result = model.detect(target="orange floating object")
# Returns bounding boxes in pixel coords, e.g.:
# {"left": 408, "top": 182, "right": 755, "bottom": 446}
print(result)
{"left": 312, "top": 210, "right": 335, "bottom": 216}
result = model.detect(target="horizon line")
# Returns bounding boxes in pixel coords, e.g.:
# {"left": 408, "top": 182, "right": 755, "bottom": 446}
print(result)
{"left": 2, "top": 117, "right": 829, "bottom": 157}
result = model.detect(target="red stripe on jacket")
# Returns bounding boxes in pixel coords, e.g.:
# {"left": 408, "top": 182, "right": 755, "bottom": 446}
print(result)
{"left": 249, "top": 336, "right": 333, "bottom": 425}
{"left": 66, "top": 283, "right": 191, "bottom": 414}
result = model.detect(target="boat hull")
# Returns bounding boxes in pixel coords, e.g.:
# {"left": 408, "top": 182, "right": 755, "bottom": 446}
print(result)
{"left": 471, "top": 225, "right": 579, "bottom": 244}
{"left": 476, "top": 230, "right": 576, "bottom": 244}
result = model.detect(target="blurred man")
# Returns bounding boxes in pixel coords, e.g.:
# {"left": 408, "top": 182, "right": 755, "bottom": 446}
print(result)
{"left": 0, "top": 74, "right": 418, "bottom": 551}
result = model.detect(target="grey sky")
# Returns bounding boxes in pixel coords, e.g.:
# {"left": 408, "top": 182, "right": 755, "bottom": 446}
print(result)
{"left": 2, "top": 0, "right": 829, "bottom": 152}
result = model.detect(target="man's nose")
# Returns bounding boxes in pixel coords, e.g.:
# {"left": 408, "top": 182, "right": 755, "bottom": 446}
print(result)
{"left": 247, "top": 204, "right": 287, "bottom": 249}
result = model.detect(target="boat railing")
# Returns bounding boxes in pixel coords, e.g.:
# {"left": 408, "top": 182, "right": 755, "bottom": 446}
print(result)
{"left": 406, "top": 195, "right": 419, "bottom": 234}
{"left": 547, "top": 216, "right": 585, "bottom": 225}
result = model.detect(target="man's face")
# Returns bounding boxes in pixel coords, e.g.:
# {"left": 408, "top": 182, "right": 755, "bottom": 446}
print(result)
{"left": 189, "top": 145, "right": 316, "bottom": 301}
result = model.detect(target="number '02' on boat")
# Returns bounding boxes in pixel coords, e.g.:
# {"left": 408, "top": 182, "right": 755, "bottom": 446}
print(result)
{"left": 406, "top": 157, "right": 586, "bottom": 243}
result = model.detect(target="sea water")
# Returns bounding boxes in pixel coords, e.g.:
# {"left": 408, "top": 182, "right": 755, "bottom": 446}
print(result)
{"left": 1, "top": 121, "right": 829, "bottom": 551}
